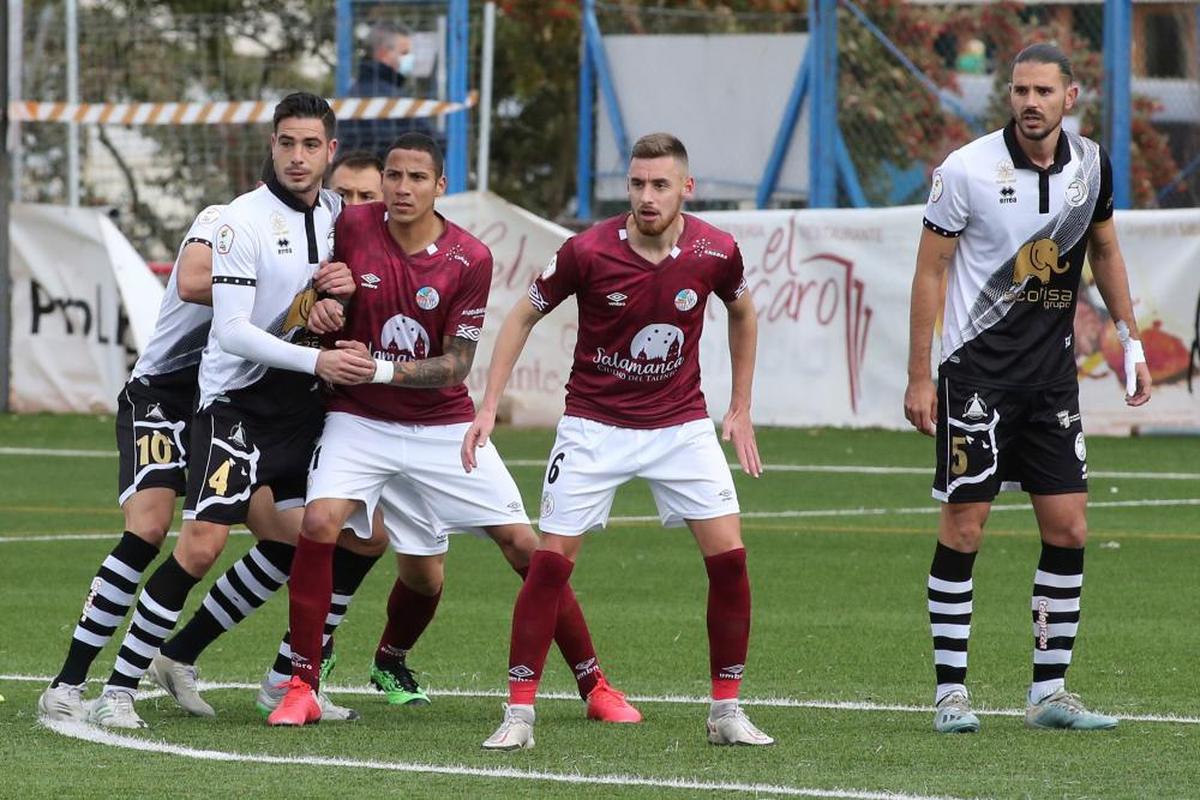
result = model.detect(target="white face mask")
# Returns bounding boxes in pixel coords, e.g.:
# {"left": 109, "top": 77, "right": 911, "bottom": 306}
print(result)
{"left": 397, "top": 51, "right": 416, "bottom": 77}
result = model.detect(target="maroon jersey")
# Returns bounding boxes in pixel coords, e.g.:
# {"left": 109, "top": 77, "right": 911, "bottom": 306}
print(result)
{"left": 528, "top": 214, "right": 747, "bottom": 429}
{"left": 329, "top": 203, "right": 491, "bottom": 424}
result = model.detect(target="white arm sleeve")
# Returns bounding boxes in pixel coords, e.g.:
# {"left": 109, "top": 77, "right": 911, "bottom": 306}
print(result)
{"left": 210, "top": 282, "right": 320, "bottom": 375}
{"left": 922, "top": 150, "right": 971, "bottom": 237}
{"left": 210, "top": 212, "right": 320, "bottom": 375}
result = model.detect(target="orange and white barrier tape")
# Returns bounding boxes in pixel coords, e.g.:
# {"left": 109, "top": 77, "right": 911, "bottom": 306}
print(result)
{"left": 7, "top": 92, "right": 477, "bottom": 125}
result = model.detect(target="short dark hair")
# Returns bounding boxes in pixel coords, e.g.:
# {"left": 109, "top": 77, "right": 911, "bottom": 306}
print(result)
{"left": 259, "top": 152, "right": 276, "bottom": 184}
{"left": 630, "top": 132, "right": 689, "bottom": 167}
{"left": 1012, "top": 43, "right": 1073, "bottom": 83}
{"left": 386, "top": 132, "right": 444, "bottom": 178}
{"left": 331, "top": 150, "right": 384, "bottom": 176}
{"left": 273, "top": 92, "right": 336, "bottom": 140}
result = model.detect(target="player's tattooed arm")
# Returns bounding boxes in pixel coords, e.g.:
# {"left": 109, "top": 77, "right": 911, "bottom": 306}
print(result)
{"left": 391, "top": 335, "right": 478, "bottom": 387}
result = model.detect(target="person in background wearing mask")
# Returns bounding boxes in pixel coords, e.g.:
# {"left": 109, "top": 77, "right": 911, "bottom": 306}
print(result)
{"left": 340, "top": 21, "right": 441, "bottom": 159}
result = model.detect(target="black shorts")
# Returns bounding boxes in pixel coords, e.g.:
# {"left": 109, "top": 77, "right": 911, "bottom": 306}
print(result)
{"left": 182, "top": 402, "right": 324, "bottom": 525}
{"left": 932, "top": 374, "right": 1088, "bottom": 503}
{"left": 114, "top": 368, "right": 197, "bottom": 505}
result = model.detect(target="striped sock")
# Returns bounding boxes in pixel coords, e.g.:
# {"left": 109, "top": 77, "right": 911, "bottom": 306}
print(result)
{"left": 267, "top": 547, "right": 380, "bottom": 687}
{"left": 1029, "top": 543, "right": 1084, "bottom": 704}
{"left": 928, "top": 541, "right": 977, "bottom": 705}
{"left": 105, "top": 556, "right": 198, "bottom": 692}
{"left": 53, "top": 532, "right": 160, "bottom": 687}
{"left": 160, "top": 541, "right": 294, "bottom": 665}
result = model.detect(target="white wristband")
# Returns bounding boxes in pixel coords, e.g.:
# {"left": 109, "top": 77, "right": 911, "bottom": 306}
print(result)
{"left": 1115, "top": 321, "right": 1144, "bottom": 396}
{"left": 371, "top": 359, "right": 395, "bottom": 385}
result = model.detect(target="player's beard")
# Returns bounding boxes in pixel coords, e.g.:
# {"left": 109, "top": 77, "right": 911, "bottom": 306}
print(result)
{"left": 1015, "top": 107, "right": 1064, "bottom": 142}
{"left": 632, "top": 207, "right": 678, "bottom": 237}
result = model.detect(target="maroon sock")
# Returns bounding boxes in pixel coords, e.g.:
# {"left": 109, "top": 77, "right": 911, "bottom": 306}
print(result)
{"left": 375, "top": 577, "right": 442, "bottom": 664}
{"left": 516, "top": 564, "right": 602, "bottom": 700}
{"left": 704, "top": 548, "right": 751, "bottom": 701}
{"left": 508, "top": 551, "right": 573, "bottom": 705}
{"left": 288, "top": 536, "right": 335, "bottom": 690}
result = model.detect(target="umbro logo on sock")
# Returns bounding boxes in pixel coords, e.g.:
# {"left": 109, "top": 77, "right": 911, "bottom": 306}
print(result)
{"left": 509, "top": 665, "right": 535, "bottom": 680}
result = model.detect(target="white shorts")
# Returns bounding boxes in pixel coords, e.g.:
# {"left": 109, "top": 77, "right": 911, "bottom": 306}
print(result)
{"left": 307, "top": 412, "right": 529, "bottom": 555}
{"left": 538, "top": 416, "right": 739, "bottom": 535}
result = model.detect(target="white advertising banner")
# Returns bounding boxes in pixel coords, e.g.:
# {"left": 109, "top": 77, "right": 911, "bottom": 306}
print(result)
{"left": 9, "top": 204, "right": 164, "bottom": 413}
{"left": 9, "top": 195, "right": 1197, "bottom": 433}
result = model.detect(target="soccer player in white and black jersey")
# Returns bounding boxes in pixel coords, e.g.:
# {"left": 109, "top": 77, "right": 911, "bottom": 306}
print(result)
{"left": 87, "top": 93, "right": 379, "bottom": 729}
{"left": 905, "top": 44, "right": 1151, "bottom": 733}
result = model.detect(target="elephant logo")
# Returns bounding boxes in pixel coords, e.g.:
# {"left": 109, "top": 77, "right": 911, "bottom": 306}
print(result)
{"left": 630, "top": 324, "right": 684, "bottom": 361}
{"left": 380, "top": 313, "right": 431, "bottom": 361}
{"left": 1012, "top": 238, "right": 1066, "bottom": 286}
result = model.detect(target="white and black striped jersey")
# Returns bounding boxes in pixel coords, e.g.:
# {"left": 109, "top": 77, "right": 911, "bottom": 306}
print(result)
{"left": 130, "top": 205, "right": 224, "bottom": 380}
{"left": 924, "top": 122, "right": 1113, "bottom": 388}
{"left": 198, "top": 178, "right": 342, "bottom": 415}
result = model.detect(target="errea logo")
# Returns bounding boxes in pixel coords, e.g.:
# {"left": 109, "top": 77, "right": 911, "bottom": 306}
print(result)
{"left": 360, "top": 273, "right": 381, "bottom": 290}
{"left": 607, "top": 292, "right": 628, "bottom": 307}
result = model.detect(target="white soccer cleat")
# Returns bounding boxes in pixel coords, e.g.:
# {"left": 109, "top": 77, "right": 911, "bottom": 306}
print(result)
{"left": 38, "top": 682, "right": 86, "bottom": 722}
{"left": 255, "top": 673, "right": 359, "bottom": 722}
{"left": 481, "top": 704, "right": 535, "bottom": 751}
{"left": 934, "top": 690, "right": 981, "bottom": 733}
{"left": 707, "top": 700, "right": 775, "bottom": 746}
{"left": 147, "top": 653, "right": 215, "bottom": 717}
{"left": 88, "top": 689, "right": 148, "bottom": 729}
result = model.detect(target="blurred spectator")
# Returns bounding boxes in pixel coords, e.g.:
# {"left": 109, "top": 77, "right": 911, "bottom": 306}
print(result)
{"left": 956, "top": 38, "right": 987, "bottom": 74}
{"left": 339, "top": 21, "right": 442, "bottom": 159}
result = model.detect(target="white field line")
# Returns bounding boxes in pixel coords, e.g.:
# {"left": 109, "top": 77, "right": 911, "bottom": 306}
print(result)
{"left": 4, "top": 497, "right": 1200, "bottom": 544}
{"left": 36, "top": 719, "right": 973, "bottom": 800}
{"left": 3, "top": 446, "right": 1199, "bottom": 482}
{"left": 5, "top": 674, "right": 1198, "bottom": 725}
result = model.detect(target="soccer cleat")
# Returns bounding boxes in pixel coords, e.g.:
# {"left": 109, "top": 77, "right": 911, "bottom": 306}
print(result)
{"left": 370, "top": 658, "right": 431, "bottom": 706}
{"left": 585, "top": 677, "right": 642, "bottom": 723}
{"left": 481, "top": 704, "right": 535, "bottom": 751}
{"left": 38, "top": 682, "right": 87, "bottom": 722}
{"left": 319, "top": 650, "right": 338, "bottom": 684}
{"left": 266, "top": 676, "right": 322, "bottom": 727}
{"left": 146, "top": 653, "right": 215, "bottom": 717}
{"left": 934, "top": 691, "right": 980, "bottom": 733}
{"left": 1025, "top": 690, "right": 1118, "bottom": 731}
{"left": 255, "top": 671, "right": 359, "bottom": 722}
{"left": 707, "top": 700, "right": 775, "bottom": 746}
{"left": 88, "top": 689, "right": 148, "bottom": 729}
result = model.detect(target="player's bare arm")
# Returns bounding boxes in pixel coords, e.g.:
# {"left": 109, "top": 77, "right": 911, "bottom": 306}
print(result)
{"left": 1087, "top": 219, "right": 1151, "bottom": 405}
{"left": 904, "top": 228, "right": 958, "bottom": 436}
{"left": 461, "top": 296, "right": 544, "bottom": 471}
{"left": 393, "top": 335, "right": 477, "bottom": 387}
{"left": 176, "top": 242, "right": 215, "bottom": 305}
{"left": 722, "top": 292, "right": 762, "bottom": 478}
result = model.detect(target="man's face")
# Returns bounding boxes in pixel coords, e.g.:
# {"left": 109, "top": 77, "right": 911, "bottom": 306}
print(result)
{"left": 1009, "top": 61, "right": 1077, "bottom": 142}
{"left": 626, "top": 156, "right": 693, "bottom": 237}
{"left": 383, "top": 148, "right": 445, "bottom": 224}
{"left": 329, "top": 164, "right": 383, "bottom": 206}
{"left": 272, "top": 117, "right": 335, "bottom": 197}
{"left": 380, "top": 33, "right": 413, "bottom": 71}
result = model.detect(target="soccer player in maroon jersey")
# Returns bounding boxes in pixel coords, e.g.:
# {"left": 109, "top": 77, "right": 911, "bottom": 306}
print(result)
{"left": 463, "top": 132, "right": 772, "bottom": 749}
{"left": 268, "top": 133, "right": 640, "bottom": 727}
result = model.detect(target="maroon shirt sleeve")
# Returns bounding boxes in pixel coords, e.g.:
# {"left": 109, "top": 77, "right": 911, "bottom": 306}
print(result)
{"left": 447, "top": 248, "right": 492, "bottom": 342}
{"left": 713, "top": 242, "right": 749, "bottom": 303}
{"left": 527, "top": 237, "right": 581, "bottom": 314}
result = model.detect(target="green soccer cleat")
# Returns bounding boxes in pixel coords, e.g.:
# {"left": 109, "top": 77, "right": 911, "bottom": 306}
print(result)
{"left": 1025, "top": 690, "right": 1118, "bottom": 731}
{"left": 370, "top": 658, "right": 431, "bottom": 706}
